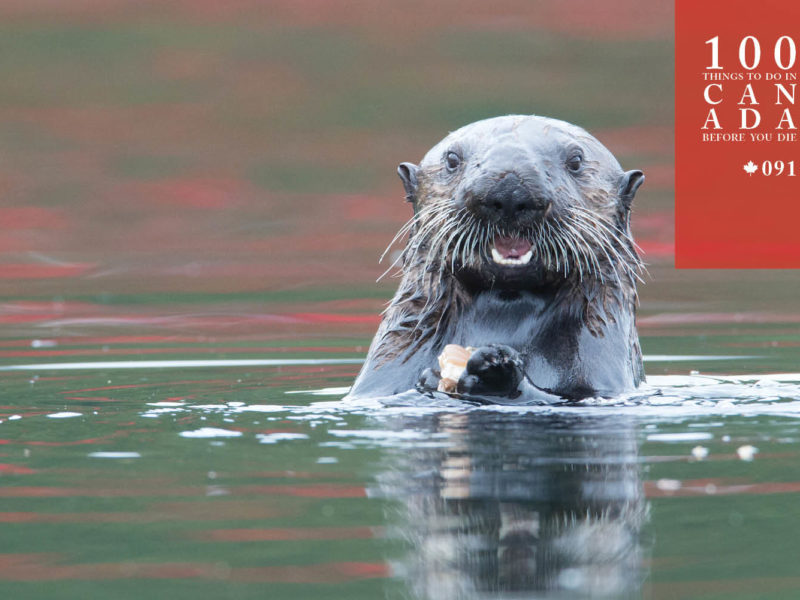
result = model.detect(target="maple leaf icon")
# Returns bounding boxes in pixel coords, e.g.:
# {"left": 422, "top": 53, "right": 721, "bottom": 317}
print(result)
{"left": 743, "top": 160, "right": 758, "bottom": 175}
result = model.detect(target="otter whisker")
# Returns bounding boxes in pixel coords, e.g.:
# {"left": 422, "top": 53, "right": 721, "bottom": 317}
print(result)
{"left": 418, "top": 220, "right": 455, "bottom": 280}
{"left": 588, "top": 218, "right": 647, "bottom": 283}
{"left": 465, "top": 225, "right": 475, "bottom": 268}
{"left": 569, "top": 210, "right": 638, "bottom": 281}
{"left": 537, "top": 225, "right": 553, "bottom": 272}
{"left": 411, "top": 209, "right": 457, "bottom": 258}
{"left": 559, "top": 222, "right": 591, "bottom": 281}
{"left": 562, "top": 228, "right": 583, "bottom": 279}
{"left": 431, "top": 210, "right": 465, "bottom": 254}
{"left": 564, "top": 218, "right": 608, "bottom": 283}
{"left": 442, "top": 211, "right": 470, "bottom": 274}
{"left": 380, "top": 197, "right": 453, "bottom": 265}
{"left": 544, "top": 222, "right": 559, "bottom": 273}
{"left": 478, "top": 223, "right": 490, "bottom": 267}
{"left": 546, "top": 221, "right": 569, "bottom": 276}
{"left": 380, "top": 214, "right": 419, "bottom": 264}
{"left": 468, "top": 221, "right": 482, "bottom": 266}
{"left": 449, "top": 212, "right": 474, "bottom": 265}
{"left": 571, "top": 206, "right": 644, "bottom": 271}
{"left": 588, "top": 223, "right": 645, "bottom": 284}
{"left": 567, "top": 216, "right": 622, "bottom": 286}
{"left": 552, "top": 224, "right": 575, "bottom": 278}
{"left": 459, "top": 219, "right": 477, "bottom": 269}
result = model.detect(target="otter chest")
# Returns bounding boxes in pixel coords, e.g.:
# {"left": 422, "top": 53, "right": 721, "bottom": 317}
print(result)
{"left": 450, "top": 292, "right": 550, "bottom": 349}
{"left": 448, "top": 291, "right": 637, "bottom": 397}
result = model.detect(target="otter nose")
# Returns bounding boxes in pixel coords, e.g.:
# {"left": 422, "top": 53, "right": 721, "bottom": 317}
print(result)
{"left": 484, "top": 173, "right": 549, "bottom": 222}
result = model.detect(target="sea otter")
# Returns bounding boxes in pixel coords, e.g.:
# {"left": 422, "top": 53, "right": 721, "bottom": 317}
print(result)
{"left": 349, "top": 115, "right": 645, "bottom": 403}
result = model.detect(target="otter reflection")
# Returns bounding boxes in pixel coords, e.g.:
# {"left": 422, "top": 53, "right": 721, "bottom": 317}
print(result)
{"left": 380, "top": 413, "right": 647, "bottom": 599}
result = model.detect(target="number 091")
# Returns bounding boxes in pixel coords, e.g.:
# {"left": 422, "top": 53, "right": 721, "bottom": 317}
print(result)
{"left": 761, "top": 160, "right": 796, "bottom": 176}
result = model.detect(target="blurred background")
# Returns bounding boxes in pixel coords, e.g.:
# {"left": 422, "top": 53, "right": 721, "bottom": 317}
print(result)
{"left": 3, "top": 2, "right": 800, "bottom": 599}
{"left": 1, "top": 0, "right": 680, "bottom": 340}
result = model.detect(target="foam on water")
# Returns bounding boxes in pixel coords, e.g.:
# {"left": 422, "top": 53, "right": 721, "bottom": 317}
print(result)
{"left": 130, "top": 374, "right": 800, "bottom": 423}
{"left": 88, "top": 452, "right": 142, "bottom": 459}
{"left": 119, "top": 373, "right": 800, "bottom": 451}
{"left": 256, "top": 432, "right": 309, "bottom": 444}
{"left": 178, "top": 427, "right": 243, "bottom": 439}
{"left": 646, "top": 432, "right": 714, "bottom": 442}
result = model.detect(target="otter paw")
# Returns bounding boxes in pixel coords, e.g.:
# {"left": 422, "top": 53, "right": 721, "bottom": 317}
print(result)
{"left": 416, "top": 368, "right": 441, "bottom": 393}
{"left": 456, "top": 344, "right": 524, "bottom": 397}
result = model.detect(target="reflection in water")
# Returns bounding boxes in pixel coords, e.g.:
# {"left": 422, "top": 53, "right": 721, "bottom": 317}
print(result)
{"left": 380, "top": 413, "right": 647, "bottom": 599}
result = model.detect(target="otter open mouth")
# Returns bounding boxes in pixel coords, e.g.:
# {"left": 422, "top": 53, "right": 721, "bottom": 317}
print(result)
{"left": 491, "top": 235, "right": 533, "bottom": 267}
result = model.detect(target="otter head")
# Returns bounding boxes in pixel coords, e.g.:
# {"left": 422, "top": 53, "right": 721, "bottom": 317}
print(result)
{"left": 395, "top": 115, "right": 644, "bottom": 292}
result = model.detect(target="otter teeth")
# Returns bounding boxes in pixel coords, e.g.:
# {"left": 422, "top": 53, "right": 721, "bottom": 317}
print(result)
{"left": 491, "top": 247, "right": 533, "bottom": 266}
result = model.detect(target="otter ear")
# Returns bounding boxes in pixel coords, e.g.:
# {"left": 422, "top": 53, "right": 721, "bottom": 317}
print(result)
{"left": 618, "top": 170, "right": 644, "bottom": 210}
{"left": 397, "top": 162, "right": 420, "bottom": 210}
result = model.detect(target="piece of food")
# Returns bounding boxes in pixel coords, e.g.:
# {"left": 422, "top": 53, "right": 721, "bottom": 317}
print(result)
{"left": 437, "top": 344, "right": 474, "bottom": 393}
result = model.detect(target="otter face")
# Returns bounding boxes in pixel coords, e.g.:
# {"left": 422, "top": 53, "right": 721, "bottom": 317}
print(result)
{"left": 395, "top": 115, "right": 644, "bottom": 290}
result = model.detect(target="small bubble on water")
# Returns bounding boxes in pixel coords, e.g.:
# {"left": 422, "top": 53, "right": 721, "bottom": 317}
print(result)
{"left": 691, "top": 445, "right": 709, "bottom": 460}
{"left": 737, "top": 445, "right": 758, "bottom": 461}
{"left": 317, "top": 457, "right": 338, "bottom": 464}
{"left": 722, "top": 435, "right": 731, "bottom": 442}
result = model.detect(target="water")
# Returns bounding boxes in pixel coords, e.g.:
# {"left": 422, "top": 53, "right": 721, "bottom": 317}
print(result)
{"left": 2, "top": 321, "right": 800, "bottom": 599}
{"left": 3, "top": 1, "right": 800, "bottom": 598}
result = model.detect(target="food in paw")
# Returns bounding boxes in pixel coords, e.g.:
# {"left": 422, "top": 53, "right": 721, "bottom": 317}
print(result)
{"left": 437, "top": 344, "right": 475, "bottom": 393}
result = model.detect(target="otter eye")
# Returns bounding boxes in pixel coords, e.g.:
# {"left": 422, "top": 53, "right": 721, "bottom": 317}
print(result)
{"left": 566, "top": 153, "right": 583, "bottom": 173}
{"left": 445, "top": 151, "right": 462, "bottom": 172}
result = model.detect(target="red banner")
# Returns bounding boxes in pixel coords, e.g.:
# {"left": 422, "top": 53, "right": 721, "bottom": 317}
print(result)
{"left": 676, "top": 0, "right": 800, "bottom": 267}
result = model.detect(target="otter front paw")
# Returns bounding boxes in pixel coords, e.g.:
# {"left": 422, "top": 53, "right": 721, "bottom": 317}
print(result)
{"left": 416, "top": 367, "right": 441, "bottom": 393}
{"left": 456, "top": 344, "right": 524, "bottom": 397}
